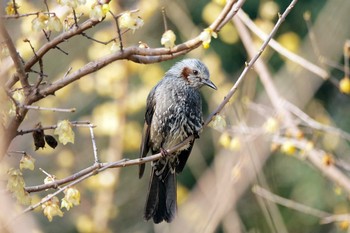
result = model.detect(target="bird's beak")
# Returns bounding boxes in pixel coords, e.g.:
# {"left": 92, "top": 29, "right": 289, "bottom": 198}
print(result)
{"left": 203, "top": 79, "right": 217, "bottom": 90}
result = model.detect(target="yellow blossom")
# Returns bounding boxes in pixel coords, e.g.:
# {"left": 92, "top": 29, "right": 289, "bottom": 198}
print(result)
{"left": 263, "top": 117, "right": 279, "bottom": 133}
{"left": 90, "top": 3, "right": 110, "bottom": 21}
{"left": 32, "top": 13, "right": 49, "bottom": 31}
{"left": 229, "top": 137, "right": 241, "bottom": 151}
{"left": 5, "top": 1, "right": 18, "bottom": 15}
{"left": 199, "top": 28, "right": 217, "bottom": 49}
{"left": 280, "top": 140, "right": 296, "bottom": 155}
{"left": 219, "top": 132, "right": 231, "bottom": 148}
{"left": 44, "top": 175, "right": 56, "bottom": 184}
{"left": 42, "top": 196, "right": 64, "bottom": 221}
{"left": 161, "top": 30, "right": 176, "bottom": 49}
{"left": 322, "top": 153, "right": 334, "bottom": 166}
{"left": 338, "top": 221, "right": 350, "bottom": 230}
{"left": 119, "top": 11, "right": 144, "bottom": 32}
{"left": 20, "top": 154, "right": 35, "bottom": 171}
{"left": 339, "top": 77, "right": 350, "bottom": 94}
{"left": 7, "top": 169, "right": 24, "bottom": 192}
{"left": 110, "top": 41, "right": 120, "bottom": 52}
{"left": 208, "top": 114, "right": 226, "bottom": 131}
{"left": 47, "top": 16, "right": 62, "bottom": 32}
{"left": 7, "top": 168, "right": 31, "bottom": 205}
{"left": 54, "top": 120, "right": 75, "bottom": 145}
{"left": 61, "top": 187, "right": 81, "bottom": 210}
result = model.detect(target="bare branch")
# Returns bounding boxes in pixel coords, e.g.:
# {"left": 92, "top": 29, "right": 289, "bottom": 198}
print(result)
{"left": 253, "top": 185, "right": 330, "bottom": 219}
{"left": 237, "top": 10, "right": 329, "bottom": 80}
{"left": 5, "top": 18, "right": 102, "bottom": 89}
{"left": 0, "top": 16, "right": 29, "bottom": 89}
{"left": 24, "top": 0, "right": 298, "bottom": 196}
{"left": 20, "top": 105, "right": 76, "bottom": 113}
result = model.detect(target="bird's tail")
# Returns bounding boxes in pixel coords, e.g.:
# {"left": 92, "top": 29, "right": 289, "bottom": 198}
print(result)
{"left": 144, "top": 166, "right": 177, "bottom": 223}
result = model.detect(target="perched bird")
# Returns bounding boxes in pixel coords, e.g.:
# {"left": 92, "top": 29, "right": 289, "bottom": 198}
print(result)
{"left": 139, "top": 58, "right": 217, "bottom": 223}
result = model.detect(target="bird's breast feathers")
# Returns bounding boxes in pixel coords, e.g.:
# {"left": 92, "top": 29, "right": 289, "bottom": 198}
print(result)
{"left": 150, "top": 86, "right": 203, "bottom": 151}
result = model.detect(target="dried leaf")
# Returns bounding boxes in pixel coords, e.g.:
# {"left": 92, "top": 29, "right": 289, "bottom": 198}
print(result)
{"left": 45, "top": 135, "right": 58, "bottom": 149}
{"left": 32, "top": 123, "right": 45, "bottom": 150}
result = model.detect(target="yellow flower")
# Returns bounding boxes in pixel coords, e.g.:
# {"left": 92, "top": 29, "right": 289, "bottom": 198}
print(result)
{"left": 20, "top": 154, "right": 35, "bottom": 171}
{"left": 263, "top": 117, "right": 279, "bottom": 133}
{"left": 5, "top": 1, "right": 18, "bottom": 15}
{"left": 208, "top": 114, "right": 226, "bottom": 131}
{"left": 90, "top": 3, "right": 110, "bottom": 21}
{"left": 47, "top": 16, "right": 63, "bottom": 32}
{"left": 7, "top": 168, "right": 25, "bottom": 194}
{"left": 229, "top": 137, "right": 241, "bottom": 151}
{"left": 199, "top": 28, "right": 217, "bottom": 49}
{"left": 7, "top": 168, "right": 32, "bottom": 205}
{"left": 161, "top": 30, "right": 176, "bottom": 49}
{"left": 219, "top": 132, "right": 231, "bottom": 148}
{"left": 61, "top": 187, "right": 81, "bottom": 210}
{"left": 119, "top": 11, "right": 144, "bottom": 32}
{"left": 110, "top": 41, "right": 120, "bottom": 52}
{"left": 322, "top": 153, "right": 334, "bottom": 166}
{"left": 31, "top": 13, "right": 49, "bottom": 31}
{"left": 339, "top": 77, "right": 350, "bottom": 94}
{"left": 54, "top": 120, "right": 75, "bottom": 145}
{"left": 44, "top": 175, "right": 56, "bottom": 184}
{"left": 280, "top": 140, "right": 296, "bottom": 155}
{"left": 42, "top": 196, "right": 64, "bottom": 222}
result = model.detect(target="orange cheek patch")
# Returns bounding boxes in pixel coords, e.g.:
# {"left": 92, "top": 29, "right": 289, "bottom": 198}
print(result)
{"left": 181, "top": 67, "right": 192, "bottom": 80}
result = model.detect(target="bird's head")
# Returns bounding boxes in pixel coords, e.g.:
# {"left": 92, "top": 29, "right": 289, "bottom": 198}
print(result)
{"left": 167, "top": 59, "right": 217, "bottom": 90}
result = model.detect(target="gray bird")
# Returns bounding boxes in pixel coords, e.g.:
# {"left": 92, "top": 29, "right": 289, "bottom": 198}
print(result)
{"left": 139, "top": 58, "right": 217, "bottom": 223}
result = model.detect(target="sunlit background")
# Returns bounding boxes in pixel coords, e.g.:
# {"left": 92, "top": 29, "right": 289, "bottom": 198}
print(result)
{"left": 1, "top": 0, "right": 350, "bottom": 232}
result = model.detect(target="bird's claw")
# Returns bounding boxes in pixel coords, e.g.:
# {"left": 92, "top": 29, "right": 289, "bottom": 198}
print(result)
{"left": 160, "top": 148, "right": 170, "bottom": 157}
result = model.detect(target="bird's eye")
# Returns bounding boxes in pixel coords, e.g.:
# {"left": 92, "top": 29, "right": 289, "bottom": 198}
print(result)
{"left": 193, "top": 70, "right": 199, "bottom": 75}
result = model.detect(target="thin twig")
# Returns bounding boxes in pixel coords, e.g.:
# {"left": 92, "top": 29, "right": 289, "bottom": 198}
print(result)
{"left": 344, "top": 40, "right": 350, "bottom": 78}
{"left": 89, "top": 124, "right": 99, "bottom": 163}
{"left": 24, "top": 0, "right": 298, "bottom": 195}
{"left": 20, "top": 105, "right": 76, "bottom": 113}
{"left": 237, "top": 10, "right": 329, "bottom": 80}
{"left": 0, "top": 16, "right": 29, "bottom": 90}
{"left": 17, "top": 121, "right": 91, "bottom": 135}
{"left": 109, "top": 10, "right": 124, "bottom": 51}
{"left": 162, "top": 7, "right": 168, "bottom": 31}
{"left": 24, "top": 38, "right": 45, "bottom": 88}
{"left": 273, "top": 136, "right": 350, "bottom": 193}
{"left": 282, "top": 99, "right": 350, "bottom": 141}
{"left": 205, "top": 0, "right": 298, "bottom": 126}
{"left": 253, "top": 185, "right": 331, "bottom": 219}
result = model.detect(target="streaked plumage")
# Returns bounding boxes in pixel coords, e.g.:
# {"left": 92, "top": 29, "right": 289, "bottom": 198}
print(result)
{"left": 139, "top": 58, "right": 217, "bottom": 223}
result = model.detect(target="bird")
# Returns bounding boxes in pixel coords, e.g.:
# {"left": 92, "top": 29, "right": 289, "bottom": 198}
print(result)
{"left": 139, "top": 58, "right": 217, "bottom": 223}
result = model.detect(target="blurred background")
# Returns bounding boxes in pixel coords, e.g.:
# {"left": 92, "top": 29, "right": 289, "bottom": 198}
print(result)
{"left": 1, "top": 0, "right": 350, "bottom": 232}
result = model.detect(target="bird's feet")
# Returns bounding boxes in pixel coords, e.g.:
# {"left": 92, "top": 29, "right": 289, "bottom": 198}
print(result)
{"left": 160, "top": 148, "right": 170, "bottom": 158}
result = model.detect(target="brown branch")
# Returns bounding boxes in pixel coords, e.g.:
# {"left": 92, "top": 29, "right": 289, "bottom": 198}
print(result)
{"left": 25, "top": 0, "right": 246, "bottom": 104}
{"left": 237, "top": 10, "right": 329, "bottom": 80}
{"left": 273, "top": 136, "right": 350, "bottom": 193}
{"left": 253, "top": 185, "right": 331, "bottom": 219}
{"left": 17, "top": 121, "right": 91, "bottom": 136}
{"left": 25, "top": 133, "right": 193, "bottom": 193}
{"left": 5, "top": 18, "right": 102, "bottom": 89}
{"left": 3, "top": 1, "right": 246, "bottom": 160}
{"left": 24, "top": 0, "right": 297, "bottom": 196}
{"left": 0, "top": 16, "right": 29, "bottom": 90}
{"left": 205, "top": 0, "right": 298, "bottom": 126}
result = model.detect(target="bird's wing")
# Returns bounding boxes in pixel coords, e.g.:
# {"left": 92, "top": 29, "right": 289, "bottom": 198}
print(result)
{"left": 139, "top": 87, "right": 157, "bottom": 178}
{"left": 175, "top": 140, "right": 194, "bottom": 173}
